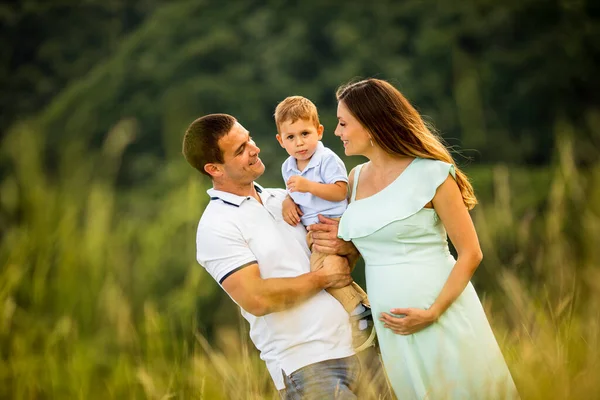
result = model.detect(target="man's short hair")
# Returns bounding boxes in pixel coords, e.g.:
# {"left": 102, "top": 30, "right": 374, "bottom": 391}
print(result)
{"left": 274, "top": 96, "right": 320, "bottom": 133}
{"left": 182, "top": 114, "right": 236, "bottom": 176}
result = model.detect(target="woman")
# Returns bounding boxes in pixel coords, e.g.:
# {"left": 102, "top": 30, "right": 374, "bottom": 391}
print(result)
{"left": 331, "top": 78, "right": 518, "bottom": 399}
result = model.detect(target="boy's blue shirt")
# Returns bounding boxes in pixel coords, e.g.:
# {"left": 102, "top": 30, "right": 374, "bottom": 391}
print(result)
{"left": 281, "top": 142, "right": 348, "bottom": 226}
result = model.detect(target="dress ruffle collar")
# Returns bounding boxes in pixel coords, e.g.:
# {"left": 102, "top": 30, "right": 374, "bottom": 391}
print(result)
{"left": 338, "top": 158, "right": 455, "bottom": 240}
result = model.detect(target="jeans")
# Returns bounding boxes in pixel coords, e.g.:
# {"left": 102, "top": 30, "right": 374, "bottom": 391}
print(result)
{"left": 279, "top": 355, "right": 361, "bottom": 400}
{"left": 279, "top": 348, "right": 395, "bottom": 400}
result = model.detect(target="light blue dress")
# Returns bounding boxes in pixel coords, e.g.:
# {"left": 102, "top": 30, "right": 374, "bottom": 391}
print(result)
{"left": 338, "top": 158, "right": 518, "bottom": 399}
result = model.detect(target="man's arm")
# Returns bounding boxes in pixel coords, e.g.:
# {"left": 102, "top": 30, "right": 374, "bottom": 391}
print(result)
{"left": 221, "top": 256, "right": 353, "bottom": 317}
{"left": 198, "top": 212, "right": 351, "bottom": 317}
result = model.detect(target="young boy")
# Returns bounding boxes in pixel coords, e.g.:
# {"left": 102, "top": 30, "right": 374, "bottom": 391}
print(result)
{"left": 274, "top": 96, "right": 374, "bottom": 351}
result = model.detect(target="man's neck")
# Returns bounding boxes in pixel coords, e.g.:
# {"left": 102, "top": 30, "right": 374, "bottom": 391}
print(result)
{"left": 213, "top": 181, "right": 261, "bottom": 202}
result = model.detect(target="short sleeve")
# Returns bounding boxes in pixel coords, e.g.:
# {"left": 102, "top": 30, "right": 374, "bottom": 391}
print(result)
{"left": 423, "top": 159, "right": 455, "bottom": 195}
{"left": 319, "top": 150, "right": 348, "bottom": 184}
{"left": 196, "top": 219, "right": 257, "bottom": 285}
{"left": 448, "top": 163, "right": 456, "bottom": 180}
{"left": 281, "top": 158, "right": 292, "bottom": 186}
{"left": 281, "top": 159, "right": 290, "bottom": 187}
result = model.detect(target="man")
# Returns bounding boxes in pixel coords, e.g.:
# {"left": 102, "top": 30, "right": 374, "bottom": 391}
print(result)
{"left": 182, "top": 114, "right": 392, "bottom": 399}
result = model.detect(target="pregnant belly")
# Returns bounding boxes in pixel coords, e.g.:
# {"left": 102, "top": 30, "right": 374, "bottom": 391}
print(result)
{"left": 365, "top": 256, "right": 455, "bottom": 311}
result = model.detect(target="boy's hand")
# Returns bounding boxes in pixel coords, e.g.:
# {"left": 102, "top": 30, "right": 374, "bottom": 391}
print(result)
{"left": 287, "top": 176, "right": 313, "bottom": 194}
{"left": 282, "top": 196, "right": 303, "bottom": 226}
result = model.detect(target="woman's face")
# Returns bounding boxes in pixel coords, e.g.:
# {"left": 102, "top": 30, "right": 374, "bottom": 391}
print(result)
{"left": 334, "top": 101, "right": 372, "bottom": 156}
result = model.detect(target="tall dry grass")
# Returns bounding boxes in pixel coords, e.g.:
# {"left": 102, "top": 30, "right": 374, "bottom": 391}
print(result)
{"left": 0, "top": 122, "right": 598, "bottom": 399}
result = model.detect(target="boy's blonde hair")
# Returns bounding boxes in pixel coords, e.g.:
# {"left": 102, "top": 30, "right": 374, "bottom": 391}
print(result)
{"left": 274, "top": 96, "right": 320, "bottom": 132}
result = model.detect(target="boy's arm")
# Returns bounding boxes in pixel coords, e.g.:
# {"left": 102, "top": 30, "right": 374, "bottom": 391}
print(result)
{"left": 309, "top": 181, "right": 348, "bottom": 202}
{"left": 282, "top": 195, "right": 303, "bottom": 226}
{"left": 285, "top": 148, "right": 349, "bottom": 202}
{"left": 287, "top": 176, "right": 347, "bottom": 202}
{"left": 301, "top": 148, "right": 349, "bottom": 202}
{"left": 281, "top": 160, "right": 303, "bottom": 225}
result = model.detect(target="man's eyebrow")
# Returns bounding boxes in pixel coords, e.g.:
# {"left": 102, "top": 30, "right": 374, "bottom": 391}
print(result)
{"left": 233, "top": 133, "right": 250, "bottom": 154}
{"left": 234, "top": 142, "right": 245, "bottom": 155}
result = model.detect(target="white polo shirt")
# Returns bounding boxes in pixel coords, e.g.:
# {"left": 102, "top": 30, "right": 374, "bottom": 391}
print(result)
{"left": 195, "top": 183, "right": 354, "bottom": 390}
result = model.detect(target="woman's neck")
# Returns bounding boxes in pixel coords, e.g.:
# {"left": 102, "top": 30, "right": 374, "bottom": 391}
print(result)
{"left": 365, "top": 147, "right": 413, "bottom": 173}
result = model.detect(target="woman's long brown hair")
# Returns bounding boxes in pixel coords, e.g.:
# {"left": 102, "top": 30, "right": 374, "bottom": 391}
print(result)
{"left": 337, "top": 78, "right": 477, "bottom": 209}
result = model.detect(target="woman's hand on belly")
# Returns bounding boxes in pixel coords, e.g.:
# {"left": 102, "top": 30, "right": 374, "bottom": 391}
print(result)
{"left": 379, "top": 307, "right": 437, "bottom": 335}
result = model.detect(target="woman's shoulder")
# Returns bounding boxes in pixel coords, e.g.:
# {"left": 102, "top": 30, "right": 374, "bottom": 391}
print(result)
{"left": 348, "top": 162, "right": 367, "bottom": 177}
{"left": 414, "top": 157, "right": 451, "bottom": 167}
{"left": 413, "top": 157, "right": 456, "bottom": 179}
{"left": 347, "top": 164, "right": 359, "bottom": 183}
{"left": 347, "top": 163, "right": 367, "bottom": 201}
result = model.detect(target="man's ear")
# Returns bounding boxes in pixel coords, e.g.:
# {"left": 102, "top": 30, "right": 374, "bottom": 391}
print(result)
{"left": 204, "top": 163, "right": 223, "bottom": 178}
{"left": 317, "top": 124, "right": 324, "bottom": 140}
{"left": 276, "top": 134, "right": 285, "bottom": 148}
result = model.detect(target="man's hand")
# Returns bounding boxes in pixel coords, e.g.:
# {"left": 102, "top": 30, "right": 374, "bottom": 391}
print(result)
{"left": 287, "top": 175, "right": 313, "bottom": 193}
{"left": 307, "top": 215, "right": 358, "bottom": 257}
{"left": 282, "top": 196, "right": 303, "bottom": 226}
{"left": 315, "top": 255, "right": 353, "bottom": 289}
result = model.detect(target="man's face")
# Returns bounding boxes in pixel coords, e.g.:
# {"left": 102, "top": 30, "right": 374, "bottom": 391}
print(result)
{"left": 216, "top": 122, "right": 265, "bottom": 184}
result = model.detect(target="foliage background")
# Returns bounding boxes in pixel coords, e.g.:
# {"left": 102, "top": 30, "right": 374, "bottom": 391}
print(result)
{"left": 1, "top": 1, "right": 599, "bottom": 398}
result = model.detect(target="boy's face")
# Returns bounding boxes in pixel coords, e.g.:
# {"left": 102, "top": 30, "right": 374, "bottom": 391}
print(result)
{"left": 276, "top": 118, "right": 324, "bottom": 163}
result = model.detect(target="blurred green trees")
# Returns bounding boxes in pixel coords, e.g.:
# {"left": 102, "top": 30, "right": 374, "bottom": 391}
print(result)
{"left": 0, "top": 1, "right": 165, "bottom": 133}
{"left": 2, "top": 0, "right": 599, "bottom": 180}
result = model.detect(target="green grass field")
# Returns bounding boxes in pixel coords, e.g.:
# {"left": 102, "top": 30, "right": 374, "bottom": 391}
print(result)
{"left": 1, "top": 125, "right": 598, "bottom": 399}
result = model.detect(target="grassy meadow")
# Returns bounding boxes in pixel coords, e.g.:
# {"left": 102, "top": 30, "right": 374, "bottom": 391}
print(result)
{"left": 1, "top": 122, "right": 599, "bottom": 399}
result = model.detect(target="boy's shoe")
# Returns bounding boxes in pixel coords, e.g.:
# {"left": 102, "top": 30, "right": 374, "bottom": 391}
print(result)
{"left": 351, "top": 305, "right": 377, "bottom": 352}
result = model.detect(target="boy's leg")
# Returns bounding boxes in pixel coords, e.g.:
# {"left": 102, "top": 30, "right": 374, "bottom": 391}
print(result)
{"left": 308, "top": 234, "right": 367, "bottom": 313}
{"left": 307, "top": 231, "right": 376, "bottom": 352}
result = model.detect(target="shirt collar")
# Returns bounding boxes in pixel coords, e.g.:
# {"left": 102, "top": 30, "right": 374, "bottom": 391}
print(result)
{"left": 284, "top": 141, "right": 325, "bottom": 174}
{"left": 207, "top": 183, "right": 267, "bottom": 207}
